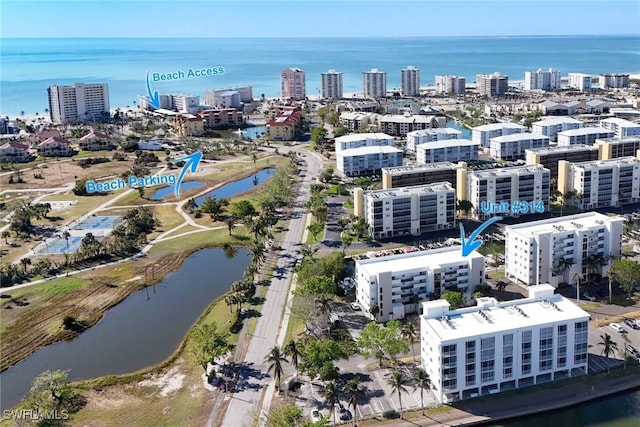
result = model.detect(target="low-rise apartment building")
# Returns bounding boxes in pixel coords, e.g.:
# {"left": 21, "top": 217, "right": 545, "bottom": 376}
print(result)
{"left": 472, "top": 123, "right": 526, "bottom": 148}
{"left": 339, "top": 112, "right": 380, "bottom": 132}
{"left": 531, "top": 118, "right": 582, "bottom": 142}
{"left": 557, "top": 127, "right": 614, "bottom": 147}
{"left": 525, "top": 145, "right": 599, "bottom": 183}
{"left": 334, "top": 133, "right": 394, "bottom": 152}
{"left": 267, "top": 110, "right": 302, "bottom": 141}
{"left": 173, "top": 115, "right": 204, "bottom": 136}
{"left": 0, "top": 141, "right": 30, "bottom": 163}
{"left": 416, "top": 139, "right": 479, "bottom": 164}
{"left": 354, "top": 182, "right": 456, "bottom": 240}
{"left": 406, "top": 128, "right": 462, "bottom": 152}
{"left": 599, "top": 118, "right": 640, "bottom": 138}
{"left": 461, "top": 165, "right": 550, "bottom": 221}
{"left": 421, "top": 284, "right": 589, "bottom": 404}
{"left": 504, "top": 212, "right": 624, "bottom": 287}
{"left": 37, "top": 137, "right": 73, "bottom": 157}
{"left": 356, "top": 246, "right": 485, "bottom": 322}
{"left": 558, "top": 157, "right": 640, "bottom": 209}
{"left": 78, "top": 130, "right": 112, "bottom": 151}
{"left": 596, "top": 136, "right": 640, "bottom": 160}
{"left": 489, "top": 133, "right": 549, "bottom": 160}
{"left": 336, "top": 145, "right": 403, "bottom": 177}
{"left": 199, "top": 108, "right": 245, "bottom": 129}
{"left": 382, "top": 162, "right": 460, "bottom": 189}
{"left": 379, "top": 115, "right": 445, "bottom": 137}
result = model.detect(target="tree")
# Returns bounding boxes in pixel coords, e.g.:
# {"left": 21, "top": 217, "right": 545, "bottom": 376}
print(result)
{"left": 413, "top": 367, "right": 431, "bottom": 415}
{"left": 299, "top": 337, "right": 349, "bottom": 381}
{"left": 341, "top": 234, "right": 354, "bottom": 253}
{"left": 188, "top": 323, "right": 233, "bottom": 373}
{"left": 333, "top": 125, "right": 349, "bottom": 137}
{"left": 441, "top": 290, "right": 466, "bottom": 309}
{"left": 344, "top": 378, "right": 364, "bottom": 427}
{"left": 609, "top": 259, "right": 640, "bottom": 299}
{"left": 311, "top": 126, "right": 328, "bottom": 145}
{"left": 267, "top": 404, "right": 304, "bottom": 427}
{"left": 456, "top": 199, "right": 473, "bottom": 218}
{"left": 315, "top": 294, "right": 332, "bottom": 315}
{"left": 307, "top": 221, "right": 324, "bottom": 242}
{"left": 25, "top": 369, "right": 85, "bottom": 415}
{"left": 1, "top": 230, "right": 9, "bottom": 244}
{"left": 265, "top": 346, "right": 289, "bottom": 391}
{"left": 598, "top": 333, "right": 619, "bottom": 374}
{"left": 19, "top": 257, "right": 32, "bottom": 274}
{"left": 231, "top": 200, "right": 256, "bottom": 222}
{"left": 225, "top": 217, "right": 235, "bottom": 235}
{"left": 573, "top": 272, "right": 582, "bottom": 306}
{"left": 200, "top": 196, "right": 229, "bottom": 221}
{"left": 401, "top": 321, "right": 419, "bottom": 362}
{"left": 386, "top": 370, "right": 410, "bottom": 419}
{"left": 284, "top": 339, "right": 302, "bottom": 369}
{"left": 357, "top": 320, "right": 409, "bottom": 367}
{"left": 297, "top": 275, "right": 337, "bottom": 296}
{"left": 321, "top": 381, "right": 339, "bottom": 426}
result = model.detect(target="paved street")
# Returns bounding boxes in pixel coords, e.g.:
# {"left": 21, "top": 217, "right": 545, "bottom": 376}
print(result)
{"left": 217, "top": 149, "right": 324, "bottom": 427}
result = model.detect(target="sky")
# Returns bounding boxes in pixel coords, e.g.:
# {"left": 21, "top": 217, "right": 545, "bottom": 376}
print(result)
{"left": 1, "top": 0, "right": 639, "bottom": 38}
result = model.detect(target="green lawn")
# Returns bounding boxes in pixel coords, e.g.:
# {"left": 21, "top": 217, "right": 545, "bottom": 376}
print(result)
{"left": 148, "top": 226, "right": 250, "bottom": 254}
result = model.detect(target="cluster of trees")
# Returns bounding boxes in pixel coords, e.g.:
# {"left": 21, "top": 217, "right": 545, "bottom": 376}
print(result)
{"left": 610, "top": 259, "right": 640, "bottom": 299}
{"left": 18, "top": 370, "right": 86, "bottom": 425}
{"left": 188, "top": 323, "right": 234, "bottom": 378}
{"left": 9, "top": 202, "right": 52, "bottom": 236}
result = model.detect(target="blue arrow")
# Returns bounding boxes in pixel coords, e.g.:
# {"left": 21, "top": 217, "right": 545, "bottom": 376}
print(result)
{"left": 145, "top": 69, "right": 160, "bottom": 109}
{"left": 460, "top": 216, "right": 503, "bottom": 257}
{"left": 172, "top": 152, "right": 202, "bottom": 199}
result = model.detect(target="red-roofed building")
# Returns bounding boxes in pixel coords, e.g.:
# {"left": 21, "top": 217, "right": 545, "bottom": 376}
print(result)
{"left": 29, "top": 129, "right": 62, "bottom": 146}
{"left": 173, "top": 115, "right": 204, "bottom": 136}
{"left": 267, "top": 110, "right": 302, "bottom": 141}
{"left": 78, "top": 130, "right": 113, "bottom": 151}
{"left": 0, "top": 141, "right": 30, "bottom": 163}
{"left": 37, "top": 137, "right": 73, "bottom": 157}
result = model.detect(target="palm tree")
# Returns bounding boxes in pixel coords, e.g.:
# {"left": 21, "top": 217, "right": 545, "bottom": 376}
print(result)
{"left": 1, "top": 230, "right": 10, "bottom": 245}
{"left": 608, "top": 267, "right": 616, "bottom": 304}
{"left": 283, "top": 339, "right": 302, "bottom": 370}
{"left": 19, "top": 257, "right": 31, "bottom": 274}
{"left": 401, "top": 322, "right": 419, "bottom": 362}
{"left": 321, "top": 381, "right": 339, "bottom": 426}
{"left": 264, "top": 346, "right": 288, "bottom": 391}
{"left": 315, "top": 295, "right": 332, "bottom": 315}
{"left": 598, "top": 333, "right": 619, "bottom": 374}
{"left": 386, "top": 370, "right": 410, "bottom": 419}
{"left": 225, "top": 217, "right": 235, "bottom": 235}
{"left": 344, "top": 378, "right": 364, "bottom": 427}
{"left": 413, "top": 368, "right": 431, "bottom": 415}
{"left": 554, "top": 257, "right": 573, "bottom": 282}
{"left": 572, "top": 272, "right": 582, "bottom": 306}
{"left": 583, "top": 254, "right": 599, "bottom": 285}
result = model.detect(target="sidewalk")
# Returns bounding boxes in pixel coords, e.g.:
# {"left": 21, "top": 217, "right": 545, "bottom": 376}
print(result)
{"left": 373, "top": 368, "right": 640, "bottom": 426}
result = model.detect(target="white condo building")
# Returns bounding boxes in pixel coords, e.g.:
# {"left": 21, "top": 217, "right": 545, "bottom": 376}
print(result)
{"left": 401, "top": 66, "right": 420, "bottom": 97}
{"left": 47, "top": 82, "right": 110, "bottom": 123}
{"left": 558, "top": 157, "right": 640, "bottom": 209}
{"left": 472, "top": 123, "right": 526, "bottom": 148}
{"left": 406, "top": 128, "right": 462, "bottom": 152}
{"left": 421, "top": 284, "right": 590, "bottom": 404}
{"left": 568, "top": 73, "right": 592, "bottom": 91}
{"left": 599, "top": 118, "right": 640, "bottom": 138}
{"left": 363, "top": 68, "right": 387, "bottom": 98}
{"left": 599, "top": 73, "right": 630, "bottom": 89}
{"left": 435, "top": 75, "right": 466, "bottom": 94}
{"left": 462, "top": 165, "right": 551, "bottom": 221}
{"left": 167, "top": 94, "right": 200, "bottom": 113}
{"left": 337, "top": 146, "right": 403, "bottom": 177}
{"left": 476, "top": 73, "right": 508, "bottom": 96}
{"left": 321, "top": 69, "right": 343, "bottom": 100}
{"left": 532, "top": 118, "right": 582, "bottom": 142}
{"left": 557, "top": 127, "right": 614, "bottom": 147}
{"left": 524, "top": 69, "right": 561, "bottom": 91}
{"left": 504, "top": 212, "right": 624, "bottom": 287}
{"left": 489, "top": 133, "right": 550, "bottom": 160}
{"left": 354, "top": 182, "right": 456, "bottom": 240}
{"left": 356, "top": 246, "right": 485, "bottom": 322}
{"left": 416, "top": 139, "right": 479, "bottom": 164}
{"left": 334, "top": 132, "right": 394, "bottom": 152}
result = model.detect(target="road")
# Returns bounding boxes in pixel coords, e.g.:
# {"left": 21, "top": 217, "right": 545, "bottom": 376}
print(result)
{"left": 215, "top": 148, "right": 324, "bottom": 427}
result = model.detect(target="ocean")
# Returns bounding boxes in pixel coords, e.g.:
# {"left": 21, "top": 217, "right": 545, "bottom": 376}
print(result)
{"left": 1, "top": 35, "right": 639, "bottom": 117}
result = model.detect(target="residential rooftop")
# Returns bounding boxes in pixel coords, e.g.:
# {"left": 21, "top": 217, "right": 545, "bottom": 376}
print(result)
{"left": 571, "top": 156, "right": 640, "bottom": 170}
{"left": 470, "top": 164, "right": 548, "bottom": 177}
{"left": 335, "top": 133, "right": 393, "bottom": 143}
{"left": 364, "top": 182, "right": 454, "bottom": 199}
{"left": 473, "top": 123, "right": 526, "bottom": 132}
{"left": 338, "top": 145, "right": 403, "bottom": 155}
{"left": 382, "top": 162, "right": 459, "bottom": 175}
{"left": 416, "top": 138, "right": 479, "bottom": 149}
{"left": 533, "top": 117, "right": 582, "bottom": 126}
{"left": 558, "top": 127, "right": 612, "bottom": 136}
{"left": 504, "top": 212, "right": 623, "bottom": 237}
{"left": 490, "top": 132, "right": 549, "bottom": 142}
{"left": 525, "top": 144, "right": 597, "bottom": 154}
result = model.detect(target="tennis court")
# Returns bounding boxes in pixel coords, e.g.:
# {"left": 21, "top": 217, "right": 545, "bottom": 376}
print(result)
{"left": 73, "top": 216, "right": 122, "bottom": 230}
{"left": 37, "top": 236, "right": 84, "bottom": 254}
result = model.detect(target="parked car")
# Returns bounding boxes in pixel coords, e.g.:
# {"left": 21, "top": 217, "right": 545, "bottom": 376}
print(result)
{"left": 311, "top": 409, "right": 322, "bottom": 423}
{"left": 609, "top": 323, "right": 626, "bottom": 333}
{"left": 583, "top": 292, "right": 596, "bottom": 302}
{"left": 623, "top": 319, "right": 637, "bottom": 329}
{"left": 340, "top": 410, "right": 353, "bottom": 421}
{"left": 350, "top": 302, "right": 361, "bottom": 311}
{"left": 625, "top": 344, "right": 640, "bottom": 358}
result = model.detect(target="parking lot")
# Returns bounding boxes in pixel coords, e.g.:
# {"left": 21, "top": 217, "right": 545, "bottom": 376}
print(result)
{"left": 589, "top": 318, "right": 640, "bottom": 373}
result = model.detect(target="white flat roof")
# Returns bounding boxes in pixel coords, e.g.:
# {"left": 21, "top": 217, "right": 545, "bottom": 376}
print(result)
{"left": 525, "top": 144, "right": 596, "bottom": 154}
{"left": 558, "top": 127, "right": 613, "bottom": 136}
{"left": 505, "top": 212, "right": 622, "bottom": 237}
{"left": 335, "top": 133, "right": 393, "bottom": 143}
{"left": 380, "top": 115, "right": 436, "bottom": 123}
{"left": 382, "top": 162, "right": 458, "bottom": 175}
{"left": 601, "top": 117, "right": 640, "bottom": 127}
{"left": 408, "top": 128, "right": 462, "bottom": 137}
{"left": 471, "top": 164, "right": 549, "bottom": 177}
{"left": 473, "top": 123, "right": 526, "bottom": 132}
{"left": 572, "top": 156, "right": 640, "bottom": 170}
{"left": 490, "top": 132, "right": 549, "bottom": 142}
{"left": 357, "top": 245, "right": 483, "bottom": 276}
{"left": 338, "top": 145, "right": 403, "bottom": 156}
{"left": 423, "top": 288, "right": 589, "bottom": 342}
{"left": 416, "top": 138, "right": 479, "bottom": 150}
{"left": 364, "top": 182, "right": 454, "bottom": 199}
{"left": 533, "top": 117, "right": 582, "bottom": 126}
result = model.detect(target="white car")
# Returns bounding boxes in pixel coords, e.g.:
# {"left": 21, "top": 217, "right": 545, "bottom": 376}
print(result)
{"left": 583, "top": 292, "right": 596, "bottom": 302}
{"left": 609, "top": 323, "right": 626, "bottom": 333}
{"left": 311, "top": 409, "right": 322, "bottom": 423}
{"left": 350, "top": 302, "right": 361, "bottom": 311}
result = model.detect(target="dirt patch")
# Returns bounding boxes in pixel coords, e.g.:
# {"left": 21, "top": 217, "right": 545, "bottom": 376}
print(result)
{"left": 138, "top": 367, "right": 186, "bottom": 397}
{"left": 82, "top": 388, "right": 142, "bottom": 411}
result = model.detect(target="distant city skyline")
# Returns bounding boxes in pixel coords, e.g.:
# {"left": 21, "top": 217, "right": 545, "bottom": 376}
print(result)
{"left": 2, "top": 1, "right": 639, "bottom": 38}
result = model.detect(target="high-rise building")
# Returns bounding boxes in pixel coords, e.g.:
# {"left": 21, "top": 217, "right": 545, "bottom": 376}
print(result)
{"left": 363, "top": 68, "right": 387, "bottom": 98}
{"left": 321, "top": 69, "right": 343, "bottom": 100}
{"left": 281, "top": 68, "right": 306, "bottom": 100}
{"left": 504, "top": 212, "right": 623, "bottom": 287}
{"left": 568, "top": 73, "right": 592, "bottom": 91}
{"left": 435, "top": 75, "right": 466, "bottom": 94}
{"left": 524, "top": 69, "right": 561, "bottom": 91}
{"left": 476, "top": 72, "right": 508, "bottom": 97}
{"left": 421, "top": 284, "right": 590, "bottom": 404}
{"left": 599, "top": 73, "right": 630, "bottom": 89}
{"left": 401, "top": 66, "right": 420, "bottom": 96}
{"left": 525, "top": 145, "right": 599, "bottom": 182}
{"left": 47, "top": 82, "right": 110, "bottom": 123}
